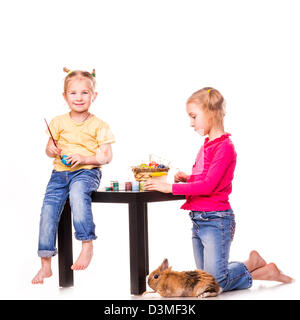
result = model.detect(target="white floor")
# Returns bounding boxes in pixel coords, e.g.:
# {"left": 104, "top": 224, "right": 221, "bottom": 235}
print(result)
{"left": 2, "top": 262, "right": 298, "bottom": 300}
{"left": 135, "top": 281, "right": 298, "bottom": 300}
{"left": 1, "top": 205, "right": 298, "bottom": 300}
{"left": 3, "top": 281, "right": 297, "bottom": 300}
{"left": 1, "top": 228, "right": 298, "bottom": 300}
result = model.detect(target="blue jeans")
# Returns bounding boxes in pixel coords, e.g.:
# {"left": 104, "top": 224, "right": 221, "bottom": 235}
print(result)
{"left": 38, "top": 168, "right": 101, "bottom": 257}
{"left": 189, "top": 210, "right": 252, "bottom": 292}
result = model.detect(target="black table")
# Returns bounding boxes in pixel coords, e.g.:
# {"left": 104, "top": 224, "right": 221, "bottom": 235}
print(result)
{"left": 57, "top": 190, "right": 185, "bottom": 294}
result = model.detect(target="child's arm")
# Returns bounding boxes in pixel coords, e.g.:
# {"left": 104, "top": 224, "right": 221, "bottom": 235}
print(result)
{"left": 95, "top": 143, "right": 113, "bottom": 165}
{"left": 67, "top": 143, "right": 113, "bottom": 168}
{"left": 172, "top": 144, "right": 235, "bottom": 196}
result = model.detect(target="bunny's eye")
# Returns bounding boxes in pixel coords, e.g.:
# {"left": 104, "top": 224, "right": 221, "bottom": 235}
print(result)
{"left": 154, "top": 274, "right": 159, "bottom": 279}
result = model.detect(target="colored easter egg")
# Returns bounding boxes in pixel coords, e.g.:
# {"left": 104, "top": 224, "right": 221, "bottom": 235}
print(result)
{"left": 61, "top": 155, "right": 72, "bottom": 166}
{"left": 157, "top": 164, "right": 166, "bottom": 169}
{"left": 149, "top": 161, "right": 158, "bottom": 167}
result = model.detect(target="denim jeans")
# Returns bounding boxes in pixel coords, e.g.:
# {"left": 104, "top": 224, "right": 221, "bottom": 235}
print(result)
{"left": 38, "top": 168, "right": 101, "bottom": 257}
{"left": 189, "top": 210, "right": 252, "bottom": 292}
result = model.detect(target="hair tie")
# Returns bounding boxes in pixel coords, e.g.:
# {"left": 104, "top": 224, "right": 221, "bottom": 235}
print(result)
{"left": 207, "top": 89, "right": 212, "bottom": 93}
{"left": 91, "top": 69, "right": 96, "bottom": 77}
{"left": 63, "top": 67, "right": 73, "bottom": 75}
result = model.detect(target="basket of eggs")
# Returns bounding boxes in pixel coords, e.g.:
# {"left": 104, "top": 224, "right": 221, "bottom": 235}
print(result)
{"left": 131, "top": 161, "right": 169, "bottom": 182}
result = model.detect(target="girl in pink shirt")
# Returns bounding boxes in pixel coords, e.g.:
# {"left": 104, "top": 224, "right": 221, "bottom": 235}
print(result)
{"left": 145, "top": 87, "right": 292, "bottom": 292}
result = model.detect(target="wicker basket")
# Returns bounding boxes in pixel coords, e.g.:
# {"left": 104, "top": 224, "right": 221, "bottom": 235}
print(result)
{"left": 132, "top": 166, "right": 169, "bottom": 181}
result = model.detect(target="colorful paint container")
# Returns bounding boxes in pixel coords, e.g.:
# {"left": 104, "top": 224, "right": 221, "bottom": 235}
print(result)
{"left": 113, "top": 181, "right": 119, "bottom": 191}
{"left": 119, "top": 182, "right": 125, "bottom": 191}
{"left": 139, "top": 181, "right": 146, "bottom": 192}
{"left": 125, "top": 182, "right": 132, "bottom": 191}
{"left": 132, "top": 181, "right": 139, "bottom": 191}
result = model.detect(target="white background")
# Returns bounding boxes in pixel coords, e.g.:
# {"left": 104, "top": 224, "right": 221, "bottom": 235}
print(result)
{"left": 0, "top": 0, "right": 299, "bottom": 299}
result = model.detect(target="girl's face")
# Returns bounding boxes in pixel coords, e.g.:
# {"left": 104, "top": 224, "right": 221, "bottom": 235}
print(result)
{"left": 186, "top": 102, "right": 211, "bottom": 136}
{"left": 63, "top": 78, "right": 97, "bottom": 113}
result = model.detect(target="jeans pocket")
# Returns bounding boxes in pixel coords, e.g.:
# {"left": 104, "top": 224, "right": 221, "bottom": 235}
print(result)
{"left": 189, "top": 212, "right": 201, "bottom": 231}
{"left": 86, "top": 169, "right": 102, "bottom": 191}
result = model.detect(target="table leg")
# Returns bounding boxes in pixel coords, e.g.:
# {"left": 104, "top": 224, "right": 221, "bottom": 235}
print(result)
{"left": 58, "top": 199, "right": 74, "bottom": 287}
{"left": 128, "top": 201, "right": 148, "bottom": 295}
{"left": 144, "top": 203, "right": 149, "bottom": 275}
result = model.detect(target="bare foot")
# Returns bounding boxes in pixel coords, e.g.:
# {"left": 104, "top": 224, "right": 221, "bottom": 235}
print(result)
{"left": 244, "top": 250, "right": 267, "bottom": 272}
{"left": 251, "top": 263, "right": 293, "bottom": 283}
{"left": 32, "top": 257, "right": 52, "bottom": 284}
{"left": 71, "top": 241, "right": 93, "bottom": 270}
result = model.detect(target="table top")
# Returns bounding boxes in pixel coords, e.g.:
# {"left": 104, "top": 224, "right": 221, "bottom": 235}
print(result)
{"left": 91, "top": 190, "right": 186, "bottom": 203}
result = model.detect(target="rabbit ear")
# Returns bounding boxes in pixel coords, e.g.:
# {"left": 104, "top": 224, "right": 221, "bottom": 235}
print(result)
{"left": 160, "top": 258, "right": 169, "bottom": 271}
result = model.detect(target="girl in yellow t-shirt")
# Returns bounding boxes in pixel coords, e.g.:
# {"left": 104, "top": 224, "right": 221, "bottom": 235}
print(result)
{"left": 32, "top": 68, "right": 115, "bottom": 284}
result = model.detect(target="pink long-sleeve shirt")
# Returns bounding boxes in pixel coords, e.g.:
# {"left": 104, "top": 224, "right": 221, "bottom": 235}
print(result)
{"left": 172, "top": 133, "right": 237, "bottom": 211}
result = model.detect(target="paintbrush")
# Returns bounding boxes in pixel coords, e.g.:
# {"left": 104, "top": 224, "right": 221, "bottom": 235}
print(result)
{"left": 44, "top": 118, "right": 62, "bottom": 159}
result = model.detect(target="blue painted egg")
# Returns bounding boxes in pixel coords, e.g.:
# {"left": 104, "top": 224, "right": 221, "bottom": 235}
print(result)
{"left": 61, "top": 155, "right": 71, "bottom": 166}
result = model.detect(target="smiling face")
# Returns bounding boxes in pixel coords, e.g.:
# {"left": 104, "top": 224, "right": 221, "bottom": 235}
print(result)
{"left": 186, "top": 102, "right": 212, "bottom": 136}
{"left": 63, "top": 78, "right": 97, "bottom": 113}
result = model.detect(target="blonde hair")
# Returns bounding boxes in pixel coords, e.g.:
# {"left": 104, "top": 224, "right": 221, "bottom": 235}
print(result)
{"left": 187, "top": 87, "right": 226, "bottom": 126}
{"left": 63, "top": 67, "right": 96, "bottom": 94}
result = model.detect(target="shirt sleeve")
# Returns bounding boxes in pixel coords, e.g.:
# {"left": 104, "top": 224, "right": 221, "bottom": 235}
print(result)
{"left": 172, "top": 144, "right": 236, "bottom": 196}
{"left": 96, "top": 123, "right": 116, "bottom": 146}
{"left": 45, "top": 117, "right": 60, "bottom": 140}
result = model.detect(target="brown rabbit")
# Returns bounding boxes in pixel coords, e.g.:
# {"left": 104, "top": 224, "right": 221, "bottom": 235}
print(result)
{"left": 146, "top": 258, "right": 221, "bottom": 298}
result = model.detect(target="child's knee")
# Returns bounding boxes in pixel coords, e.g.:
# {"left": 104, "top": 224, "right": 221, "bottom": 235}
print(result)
{"left": 69, "top": 180, "right": 92, "bottom": 200}
{"left": 69, "top": 189, "right": 91, "bottom": 215}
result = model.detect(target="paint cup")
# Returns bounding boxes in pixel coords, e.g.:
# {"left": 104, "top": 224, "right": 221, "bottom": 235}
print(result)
{"left": 125, "top": 182, "right": 132, "bottom": 191}
{"left": 113, "top": 181, "right": 119, "bottom": 191}
{"left": 132, "top": 181, "right": 139, "bottom": 192}
{"left": 139, "top": 181, "right": 146, "bottom": 192}
{"left": 119, "top": 182, "right": 125, "bottom": 191}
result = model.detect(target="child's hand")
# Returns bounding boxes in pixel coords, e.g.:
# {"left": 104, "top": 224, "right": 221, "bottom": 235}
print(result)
{"left": 66, "top": 154, "right": 86, "bottom": 168}
{"left": 174, "top": 171, "right": 190, "bottom": 183}
{"left": 144, "top": 179, "right": 172, "bottom": 193}
{"left": 46, "top": 139, "right": 62, "bottom": 158}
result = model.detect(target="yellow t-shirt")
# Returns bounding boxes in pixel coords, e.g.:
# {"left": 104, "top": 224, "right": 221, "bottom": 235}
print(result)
{"left": 46, "top": 113, "right": 115, "bottom": 172}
